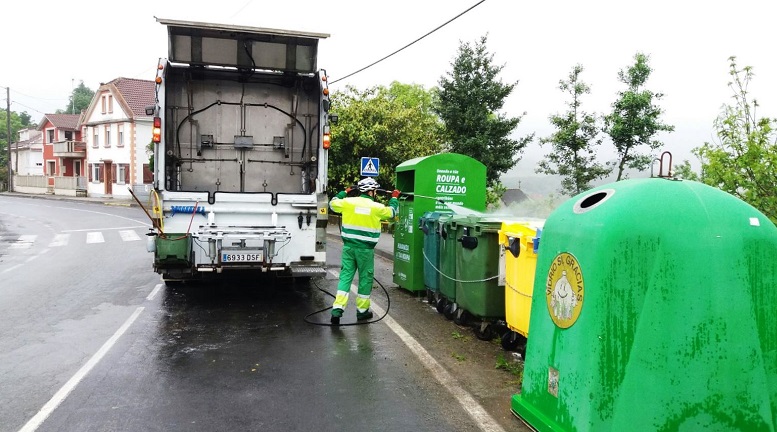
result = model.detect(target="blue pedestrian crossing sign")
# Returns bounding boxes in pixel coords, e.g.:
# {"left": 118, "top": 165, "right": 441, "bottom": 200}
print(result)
{"left": 360, "top": 157, "right": 379, "bottom": 177}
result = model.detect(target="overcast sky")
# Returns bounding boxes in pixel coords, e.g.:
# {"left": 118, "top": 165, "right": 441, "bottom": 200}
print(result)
{"left": 3, "top": 0, "right": 775, "bottom": 183}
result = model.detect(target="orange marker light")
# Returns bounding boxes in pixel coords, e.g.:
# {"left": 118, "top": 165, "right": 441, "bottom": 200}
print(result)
{"left": 322, "top": 133, "right": 331, "bottom": 149}
{"left": 323, "top": 88, "right": 329, "bottom": 96}
{"left": 155, "top": 77, "right": 162, "bottom": 84}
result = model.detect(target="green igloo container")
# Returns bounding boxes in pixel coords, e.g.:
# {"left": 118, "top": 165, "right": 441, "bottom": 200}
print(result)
{"left": 512, "top": 178, "right": 777, "bottom": 431}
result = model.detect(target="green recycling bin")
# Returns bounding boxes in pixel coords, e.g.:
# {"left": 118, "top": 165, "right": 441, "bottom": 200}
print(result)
{"left": 420, "top": 211, "right": 449, "bottom": 304}
{"left": 512, "top": 178, "right": 777, "bottom": 431}
{"left": 454, "top": 215, "right": 506, "bottom": 336}
{"left": 437, "top": 214, "right": 462, "bottom": 318}
{"left": 393, "top": 153, "right": 487, "bottom": 293}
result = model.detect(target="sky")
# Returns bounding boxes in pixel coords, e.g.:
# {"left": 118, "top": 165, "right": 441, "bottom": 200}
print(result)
{"left": 2, "top": 0, "right": 775, "bottom": 190}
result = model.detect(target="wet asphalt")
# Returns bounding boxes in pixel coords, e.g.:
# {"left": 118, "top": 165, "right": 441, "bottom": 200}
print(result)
{"left": 0, "top": 193, "right": 526, "bottom": 432}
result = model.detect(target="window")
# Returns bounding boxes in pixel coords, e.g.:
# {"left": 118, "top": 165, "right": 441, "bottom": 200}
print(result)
{"left": 108, "top": 95, "right": 113, "bottom": 113}
{"left": 117, "top": 164, "right": 126, "bottom": 184}
{"left": 101, "top": 96, "right": 106, "bottom": 114}
{"left": 90, "top": 164, "right": 102, "bottom": 183}
{"left": 64, "top": 131, "right": 73, "bottom": 141}
{"left": 47, "top": 161, "right": 55, "bottom": 176}
{"left": 105, "top": 127, "right": 111, "bottom": 148}
{"left": 118, "top": 124, "right": 124, "bottom": 147}
{"left": 93, "top": 127, "right": 99, "bottom": 147}
{"left": 47, "top": 129, "right": 54, "bottom": 143}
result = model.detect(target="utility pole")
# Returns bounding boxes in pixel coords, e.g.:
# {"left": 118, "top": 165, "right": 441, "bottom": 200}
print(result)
{"left": 6, "top": 86, "right": 11, "bottom": 192}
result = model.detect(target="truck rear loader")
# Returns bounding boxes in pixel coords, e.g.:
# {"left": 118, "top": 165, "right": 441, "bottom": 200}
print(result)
{"left": 146, "top": 18, "right": 333, "bottom": 283}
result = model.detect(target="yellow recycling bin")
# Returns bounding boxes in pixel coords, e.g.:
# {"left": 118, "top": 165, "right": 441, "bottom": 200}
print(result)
{"left": 498, "top": 221, "right": 543, "bottom": 354}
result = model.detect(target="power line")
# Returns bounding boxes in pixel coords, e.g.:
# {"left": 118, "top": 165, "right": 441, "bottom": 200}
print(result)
{"left": 10, "top": 100, "right": 50, "bottom": 116}
{"left": 6, "top": 87, "right": 67, "bottom": 102}
{"left": 329, "top": 0, "right": 487, "bottom": 85}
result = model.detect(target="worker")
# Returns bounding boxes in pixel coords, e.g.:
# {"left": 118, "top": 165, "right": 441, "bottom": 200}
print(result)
{"left": 329, "top": 177, "right": 399, "bottom": 325}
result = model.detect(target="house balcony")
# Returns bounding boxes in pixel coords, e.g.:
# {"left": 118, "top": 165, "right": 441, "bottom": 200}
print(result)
{"left": 53, "top": 140, "right": 86, "bottom": 158}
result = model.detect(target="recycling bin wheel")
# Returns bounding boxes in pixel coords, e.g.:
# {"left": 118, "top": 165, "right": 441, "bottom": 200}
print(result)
{"left": 444, "top": 302, "right": 458, "bottom": 320}
{"left": 436, "top": 297, "right": 448, "bottom": 314}
{"left": 474, "top": 322, "right": 496, "bottom": 341}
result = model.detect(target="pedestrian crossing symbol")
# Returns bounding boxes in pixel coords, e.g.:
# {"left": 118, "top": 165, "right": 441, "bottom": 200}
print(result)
{"left": 360, "top": 157, "right": 379, "bottom": 177}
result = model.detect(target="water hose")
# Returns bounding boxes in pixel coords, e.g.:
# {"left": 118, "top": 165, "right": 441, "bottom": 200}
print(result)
{"left": 303, "top": 277, "right": 391, "bottom": 327}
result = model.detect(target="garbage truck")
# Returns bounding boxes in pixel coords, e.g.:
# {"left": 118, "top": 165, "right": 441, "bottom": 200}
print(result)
{"left": 144, "top": 18, "right": 332, "bottom": 283}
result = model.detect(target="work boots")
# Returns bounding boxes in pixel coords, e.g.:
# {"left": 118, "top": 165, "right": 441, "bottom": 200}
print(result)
{"left": 356, "top": 310, "right": 374, "bottom": 321}
{"left": 330, "top": 308, "right": 342, "bottom": 325}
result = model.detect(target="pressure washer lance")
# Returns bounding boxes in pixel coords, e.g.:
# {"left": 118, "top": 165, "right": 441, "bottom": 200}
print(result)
{"left": 375, "top": 189, "right": 444, "bottom": 203}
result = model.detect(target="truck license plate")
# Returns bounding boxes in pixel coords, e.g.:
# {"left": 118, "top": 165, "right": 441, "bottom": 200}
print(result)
{"left": 221, "top": 251, "right": 263, "bottom": 262}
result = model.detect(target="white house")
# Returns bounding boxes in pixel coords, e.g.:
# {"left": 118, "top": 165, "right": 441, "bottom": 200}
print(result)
{"left": 81, "top": 77, "right": 155, "bottom": 198}
{"left": 11, "top": 128, "right": 43, "bottom": 175}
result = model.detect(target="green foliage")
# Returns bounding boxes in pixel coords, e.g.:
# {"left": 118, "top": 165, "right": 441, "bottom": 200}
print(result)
{"left": 693, "top": 57, "right": 777, "bottom": 223}
{"left": 56, "top": 81, "right": 94, "bottom": 114}
{"left": 673, "top": 159, "right": 700, "bottom": 181}
{"left": 604, "top": 53, "right": 674, "bottom": 180}
{"left": 328, "top": 82, "right": 443, "bottom": 195}
{"left": 451, "top": 331, "right": 468, "bottom": 341}
{"left": 434, "top": 35, "right": 533, "bottom": 189}
{"left": 0, "top": 109, "right": 33, "bottom": 176}
{"left": 485, "top": 180, "right": 506, "bottom": 208}
{"left": 146, "top": 140, "right": 155, "bottom": 172}
{"left": 495, "top": 353, "right": 523, "bottom": 379}
{"left": 538, "top": 64, "right": 611, "bottom": 196}
{"left": 452, "top": 353, "right": 466, "bottom": 362}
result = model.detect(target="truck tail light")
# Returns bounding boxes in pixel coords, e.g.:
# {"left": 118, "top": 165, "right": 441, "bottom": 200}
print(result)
{"left": 152, "top": 117, "right": 161, "bottom": 143}
{"left": 322, "top": 132, "right": 331, "bottom": 149}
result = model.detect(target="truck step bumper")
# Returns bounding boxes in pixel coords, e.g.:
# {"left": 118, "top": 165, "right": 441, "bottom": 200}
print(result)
{"left": 290, "top": 266, "right": 328, "bottom": 277}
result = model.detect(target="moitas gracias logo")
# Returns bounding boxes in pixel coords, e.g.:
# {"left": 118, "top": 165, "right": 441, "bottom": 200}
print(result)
{"left": 546, "top": 252, "right": 584, "bottom": 328}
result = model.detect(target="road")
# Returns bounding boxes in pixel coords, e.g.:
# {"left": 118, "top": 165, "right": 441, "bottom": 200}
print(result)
{"left": 0, "top": 195, "right": 527, "bottom": 432}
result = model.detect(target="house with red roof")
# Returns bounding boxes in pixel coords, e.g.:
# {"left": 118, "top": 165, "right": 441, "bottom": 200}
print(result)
{"left": 38, "top": 113, "right": 86, "bottom": 195}
{"left": 81, "top": 77, "right": 155, "bottom": 198}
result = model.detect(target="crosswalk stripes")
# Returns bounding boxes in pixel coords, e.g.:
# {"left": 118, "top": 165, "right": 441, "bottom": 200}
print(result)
{"left": 49, "top": 233, "right": 70, "bottom": 247}
{"left": 4, "top": 230, "right": 144, "bottom": 248}
{"left": 86, "top": 232, "right": 105, "bottom": 244}
{"left": 9, "top": 235, "right": 36, "bottom": 249}
{"left": 118, "top": 230, "right": 141, "bottom": 242}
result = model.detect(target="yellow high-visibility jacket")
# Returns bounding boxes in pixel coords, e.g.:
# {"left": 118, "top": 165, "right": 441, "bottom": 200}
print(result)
{"left": 330, "top": 192, "right": 398, "bottom": 249}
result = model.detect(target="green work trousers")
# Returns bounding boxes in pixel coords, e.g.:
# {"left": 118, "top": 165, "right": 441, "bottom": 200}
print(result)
{"left": 332, "top": 244, "right": 375, "bottom": 313}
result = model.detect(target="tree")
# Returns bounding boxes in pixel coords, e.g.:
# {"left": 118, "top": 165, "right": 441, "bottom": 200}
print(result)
{"left": 328, "top": 82, "right": 443, "bottom": 195}
{"left": 434, "top": 35, "right": 532, "bottom": 193}
{"left": 604, "top": 53, "right": 674, "bottom": 180}
{"left": 0, "top": 110, "right": 30, "bottom": 178}
{"left": 672, "top": 159, "right": 701, "bottom": 181}
{"left": 693, "top": 57, "right": 777, "bottom": 222}
{"left": 56, "top": 81, "right": 94, "bottom": 114}
{"left": 537, "top": 64, "right": 610, "bottom": 196}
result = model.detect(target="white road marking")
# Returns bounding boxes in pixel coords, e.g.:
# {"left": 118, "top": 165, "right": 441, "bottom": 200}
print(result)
{"left": 10, "top": 235, "right": 36, "bottom": 249}
{"left": 119, "top": 230, "right": 141, "bottom": 242}
{"left": 146, "top": 283, "right": 163, "bottom": 301}
{"left": 85, "top": 232, "right": 105, "bottom": 244}
{"left": 48, "top": 234, "right": 70, "bottom": 247}
{"left": 330, "top": 269, "right": 507, "bottom": 432}
{"left": 18, "top": 307, "right": 145, "bottom": 432}
{"left": 1, "top": 264, "right": 22, "bottom": 274}
{"left": 62, "top": 225, "right": 147, "bottom": 233}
